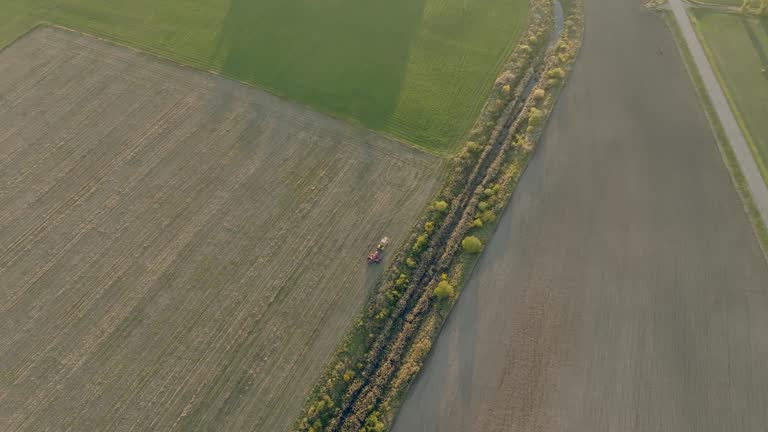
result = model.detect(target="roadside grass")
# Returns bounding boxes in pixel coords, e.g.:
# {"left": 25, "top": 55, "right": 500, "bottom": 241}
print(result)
{"left": 688, "top": 0, "right": 763, "bottom": 7}
{"left": 0, "top": 0, "right": 528, "bottom": 154}
{"left": 663, "top": 10, "right": 768, "bottom": 260}
{"left": 691, "top": 0, "right": 743, "bottom": 6}
{"left": 688, "top": 9, "right": 768, "bottom": 185}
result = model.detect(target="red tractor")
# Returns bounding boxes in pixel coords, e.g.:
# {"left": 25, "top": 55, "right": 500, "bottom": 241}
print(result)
{"left": 367, "top": 237, "right": 390, "bottom": 264}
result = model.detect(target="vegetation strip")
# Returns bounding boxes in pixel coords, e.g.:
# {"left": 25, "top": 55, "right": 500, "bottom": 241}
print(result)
{"left": 294, "top": 0, "right": 585, "bottom": 430}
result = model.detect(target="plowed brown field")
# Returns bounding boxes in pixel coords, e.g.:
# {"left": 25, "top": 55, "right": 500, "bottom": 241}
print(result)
{"left": 0, "top": 26, "right": 442, "bottom": 432}
{"left": 393, "top": 1, "right": 768, "bottom": 431}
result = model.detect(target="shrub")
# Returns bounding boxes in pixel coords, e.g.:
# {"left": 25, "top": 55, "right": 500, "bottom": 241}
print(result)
{"left": 478, "top": 201, "right": 489, "bottom": 211}
{"left": 412, "top": 233, "right": 429, "bottom": 252}
{"left": 481, "top": 210, "right": 496, "bottom": 224}
{"left": 362, "top": 412, "right": 385, "bottom": 432}
{"left": 546, "top": 78, "right": 560, "bottom": 89}
{"left": 375, "top": 308, "right": 389, "bottom": 320}
{"left": 502, "top": 84, "right": 511, "bottom": 94}
{"left": 466, "top": 141, "right": 482, "bottom": 155}
{"left": 548, "top": 67, "right": 565, "bottom": 79}
{"left": 533, "top": 88, "right": 546, "bottom": 101}
{"left": 472, "top": 218, "right": 484, "bottom": 228}
{"left": 424, "top": 221, "right": 435, "bottom": 233}
{"left": 433, "top": 200, "right": 448, "bottom": 212}
{"left": 405, "top": 257, "right": 417, "bottom": 267}
{"left": 434, "top": 280, "right": 455, "bottom": 300}
{"left": 528, "top": 107, "right": 544, "bottom": 129}
{"left": 462, "top": 236, "right": 483, "bottom": 253}
{"left": 386, "top": 285, "right": 401, "bottom": 299}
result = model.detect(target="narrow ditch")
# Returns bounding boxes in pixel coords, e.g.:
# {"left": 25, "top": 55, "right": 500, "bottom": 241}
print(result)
{"left": 330, "top": 2, "right": 566, "bottom": 430}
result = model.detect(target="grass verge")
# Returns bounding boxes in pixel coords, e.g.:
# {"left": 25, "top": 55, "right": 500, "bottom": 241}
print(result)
{"left": 662, "top": 9, "right": 768, "bottom": 260}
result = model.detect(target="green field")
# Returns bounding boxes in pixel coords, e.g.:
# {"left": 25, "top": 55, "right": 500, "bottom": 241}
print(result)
{"left": 0, "top": 0, "right": 528, "bottom": 153}
{"left": 691, "top": 9, "right": 768, "bottom": 184}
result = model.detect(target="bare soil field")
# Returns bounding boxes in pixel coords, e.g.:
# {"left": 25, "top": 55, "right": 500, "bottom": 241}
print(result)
{"left": 0, "top": 26, "right": 442, "bottom": 432}
{"left": 394, "top": 1, "right": 768, "bottom": 431}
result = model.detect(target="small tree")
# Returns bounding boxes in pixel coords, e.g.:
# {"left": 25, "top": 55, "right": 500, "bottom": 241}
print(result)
{"left": 462, "top": 236, "right": 483, "bottom": 253}
{"left": 434, "top": 280, "right": 455, "bottom": 300}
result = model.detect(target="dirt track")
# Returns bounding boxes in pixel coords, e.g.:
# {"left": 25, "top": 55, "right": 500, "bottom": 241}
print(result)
{"left": 393, "top": 1, "right": 768, "bottom": 431}
{"left": 0, "top": 27, "right": 441, "bottom": 432}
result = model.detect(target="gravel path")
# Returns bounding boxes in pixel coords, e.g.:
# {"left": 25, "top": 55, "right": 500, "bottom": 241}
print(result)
{"left": 669, "top": 0, "right": 768, "bottom": 232}
{"left": 392, "top": 0, "right": 768, "bottom": 430}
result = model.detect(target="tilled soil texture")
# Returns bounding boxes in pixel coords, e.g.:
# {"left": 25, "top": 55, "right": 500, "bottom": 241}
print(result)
{"left": 0, "top": 26, "right": 442, "bottom": 432}
{"left": 393, "top": 1, "right": 768, "bottom": 431}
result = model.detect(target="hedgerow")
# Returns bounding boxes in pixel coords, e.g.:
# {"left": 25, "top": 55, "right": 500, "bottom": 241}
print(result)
{"left": 295, "top": 0, "right": 584, "bottom": 430}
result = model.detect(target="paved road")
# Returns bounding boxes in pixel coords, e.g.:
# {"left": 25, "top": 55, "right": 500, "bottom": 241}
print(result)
{"left": 669, "top": 0, "right": 768, "bottom": 231}
{"left": 392, "top": 0, "right": 768, "bottom": 431}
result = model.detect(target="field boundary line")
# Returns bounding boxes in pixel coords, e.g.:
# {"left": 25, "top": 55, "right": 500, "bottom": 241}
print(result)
{"left": 661, "top": 8, "right": 768, "bottom": 262}
{"left": 7, "top": 22, "right": 444, "bottom": 159}
{"left": 0, "top": 21, "right": 48, "bottom": 54}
